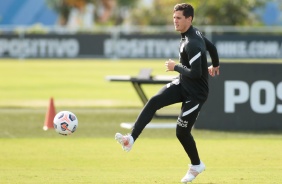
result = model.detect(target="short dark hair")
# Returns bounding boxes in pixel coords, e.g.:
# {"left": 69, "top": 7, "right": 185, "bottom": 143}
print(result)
{"left": 174, "top": 3, "right": 194, "bottom": 20}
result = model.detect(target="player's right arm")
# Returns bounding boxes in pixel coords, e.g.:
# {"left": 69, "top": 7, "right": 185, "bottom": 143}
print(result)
{"left": 172, "top": 41, "right": 203, "bottom": 79}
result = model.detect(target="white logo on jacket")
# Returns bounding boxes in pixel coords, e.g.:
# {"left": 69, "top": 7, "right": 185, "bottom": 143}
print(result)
{"left": 180, "top": 36, "right": 189, "bottom": 53}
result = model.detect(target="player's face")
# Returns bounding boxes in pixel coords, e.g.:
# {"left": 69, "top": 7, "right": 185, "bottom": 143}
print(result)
{"left": 173, "top": 11, "right": 192, "bottom": 33}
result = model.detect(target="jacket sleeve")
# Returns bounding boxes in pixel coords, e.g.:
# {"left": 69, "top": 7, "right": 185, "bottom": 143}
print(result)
{"left": 174, "top": 41, "right": 202, "bottom": 79}
{"left": 203, "top": 36, "right": 219, "bottom": 67}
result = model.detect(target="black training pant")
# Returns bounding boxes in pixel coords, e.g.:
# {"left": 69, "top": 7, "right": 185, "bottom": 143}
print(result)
{"left": 131, "top": 80, "right": 204, "bottom": 165}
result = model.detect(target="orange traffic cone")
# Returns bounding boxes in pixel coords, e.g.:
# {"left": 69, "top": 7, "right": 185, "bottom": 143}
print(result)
{"left": 43, "top": 97, "right": 56, "bottom": 131}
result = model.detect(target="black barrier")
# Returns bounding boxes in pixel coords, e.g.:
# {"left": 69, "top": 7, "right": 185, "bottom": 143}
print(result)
{"left": 196, "top": 62, "right": 282, "bottom": 131}
{"left": 0, "top": 34, "right": 111, "bottom": 58}
{"left": 104, "top": 33, "right": 179, "bottom": 58}
{"left": 0, "top": 33, "right": 179, "bottom": 58}
{"left": 213, "top": 34, "right": 282, "bottom": 58}
{"left": 2, "top": 33, "right": 282, "bottom": 59}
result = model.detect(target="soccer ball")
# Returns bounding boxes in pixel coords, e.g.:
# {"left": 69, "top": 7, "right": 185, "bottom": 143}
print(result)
{"left": 53, "top": 111, "right": 78, "bottom": 136}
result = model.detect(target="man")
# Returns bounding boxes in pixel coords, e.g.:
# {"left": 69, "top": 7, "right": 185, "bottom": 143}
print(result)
{"left": 115, "top": 3, "right": 220, "bottom": 183}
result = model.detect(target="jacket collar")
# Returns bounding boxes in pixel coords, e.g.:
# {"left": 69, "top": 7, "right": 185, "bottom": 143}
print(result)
{"left": 181, "top": 25, "right": 193, "bottom": 38}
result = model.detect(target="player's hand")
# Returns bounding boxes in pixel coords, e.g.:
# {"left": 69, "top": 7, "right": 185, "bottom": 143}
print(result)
{"left": 208, "top": 65, "right": 220, "bottom": 77}
{"left": 165, "top": 59, "right": 176, "bottom": 72}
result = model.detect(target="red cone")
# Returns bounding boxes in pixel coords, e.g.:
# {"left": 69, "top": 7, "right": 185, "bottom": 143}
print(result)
{"left": 43, "top": 98, "right": 56, "bottom": 131}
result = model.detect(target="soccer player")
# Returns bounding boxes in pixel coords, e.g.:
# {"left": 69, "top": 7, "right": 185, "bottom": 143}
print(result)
{"left": 115, "top": 3, "right": 220, "bottom": 183}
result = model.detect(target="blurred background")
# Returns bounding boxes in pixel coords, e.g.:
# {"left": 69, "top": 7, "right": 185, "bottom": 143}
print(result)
{"left": 1, "top": 0, "right": 282, "bottom": 28}
{"left": 1, "top": 0, "right": 282, "bottom": 59}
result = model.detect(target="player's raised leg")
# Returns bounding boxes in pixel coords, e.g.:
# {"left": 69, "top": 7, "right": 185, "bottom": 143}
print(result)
{"left": 115, "top": 133, "right": 134, "bottom": 152}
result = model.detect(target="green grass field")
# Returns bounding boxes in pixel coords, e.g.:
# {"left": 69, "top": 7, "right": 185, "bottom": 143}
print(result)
{"left": 0, "top": 59, "right": 282, "bottom": 183}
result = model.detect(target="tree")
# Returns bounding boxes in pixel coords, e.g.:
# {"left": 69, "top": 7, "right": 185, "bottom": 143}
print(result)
{"left": 194, "top": 0, "right": 267, "bottom": 26}
{"left": 127, "top": 0, "right": 267, "bottom": 26}
{"left": 45, "top": 0, "right": 118, "bottom": 26}
{"left": 129, "top": 0, "right": 183, "bottom": 25}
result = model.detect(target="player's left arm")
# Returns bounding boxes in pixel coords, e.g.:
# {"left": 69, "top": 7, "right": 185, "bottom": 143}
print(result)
{"left": 203, "top": 36, "right": 220, "bottom": 76}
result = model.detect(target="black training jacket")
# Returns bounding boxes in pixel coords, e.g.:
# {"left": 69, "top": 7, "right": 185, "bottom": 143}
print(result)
{"left": 174, "top": 25, "right": 219, "bottom": 102}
